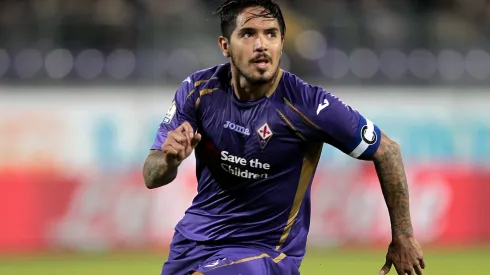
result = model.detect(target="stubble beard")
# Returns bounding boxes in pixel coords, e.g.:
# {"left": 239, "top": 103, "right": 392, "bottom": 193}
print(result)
{"left": 230, "top": 53, "right": 277, "bottom": 85}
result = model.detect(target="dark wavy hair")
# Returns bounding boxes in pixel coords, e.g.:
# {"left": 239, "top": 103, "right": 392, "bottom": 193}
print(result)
{"left": 214, "top": 0, "right": 286, "bottom": 39}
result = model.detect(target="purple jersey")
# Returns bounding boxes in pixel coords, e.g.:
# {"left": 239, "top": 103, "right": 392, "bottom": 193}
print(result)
{"left": 152, "top": 63, "right": 381, "bottom": 261}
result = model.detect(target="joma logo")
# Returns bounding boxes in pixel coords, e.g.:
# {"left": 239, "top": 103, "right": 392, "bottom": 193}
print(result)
{"left": 224, "top": 121, "right": 250, "bottom": 136}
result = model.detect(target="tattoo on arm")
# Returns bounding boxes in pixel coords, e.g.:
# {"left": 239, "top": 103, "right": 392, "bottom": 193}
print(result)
{"left": 373, "top": 131, "right": 413, "bottom": 237}
{"left": 143, "top": 153, "right": 162, "bottom": 186}
{"left": 143, "top": 150, "right": 177, "bottom": 189}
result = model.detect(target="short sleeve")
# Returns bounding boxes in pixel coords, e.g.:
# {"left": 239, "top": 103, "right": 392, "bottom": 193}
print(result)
{"left": 151, "top": 77, "right": 196, "bottom": 150}
{"left": 294, "top": 84, "right": 381, "bottom": 160}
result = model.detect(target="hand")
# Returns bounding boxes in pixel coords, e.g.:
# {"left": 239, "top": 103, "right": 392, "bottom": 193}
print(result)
{"left": 380, "top": 235, "right": 425, "bottom": 275}
{"left": 161, "top": 121, "right": 201, "bottom": 167}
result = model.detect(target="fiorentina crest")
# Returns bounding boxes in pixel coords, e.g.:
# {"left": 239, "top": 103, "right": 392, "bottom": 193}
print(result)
{"left": 256, "top": 122, "right": 273, "bottom": 149}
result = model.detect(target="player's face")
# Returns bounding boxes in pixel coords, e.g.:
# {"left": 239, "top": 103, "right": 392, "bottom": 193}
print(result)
{"left": 219, "top": 7, "right": 284, "bottom": 85}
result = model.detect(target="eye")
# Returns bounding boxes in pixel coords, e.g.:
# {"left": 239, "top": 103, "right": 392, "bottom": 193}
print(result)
{"left": 242, "top": 31, "right": 254, "bottom": 38}
{"left": 267, "top": 31, "right": 277, "bottom": 38}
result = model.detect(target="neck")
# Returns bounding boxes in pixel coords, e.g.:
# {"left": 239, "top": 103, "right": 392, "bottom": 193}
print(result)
{"left": 231, "top": 67, "right": 281, "bottom": 101}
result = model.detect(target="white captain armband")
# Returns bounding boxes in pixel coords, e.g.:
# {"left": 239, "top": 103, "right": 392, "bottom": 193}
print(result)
{"left": 348, "top": 116, "right": 381, "bottom": 159}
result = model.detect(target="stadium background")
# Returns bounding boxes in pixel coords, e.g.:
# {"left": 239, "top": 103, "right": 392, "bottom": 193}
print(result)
{"left": 0, "top": 0, "right": 489, "bottom": 274}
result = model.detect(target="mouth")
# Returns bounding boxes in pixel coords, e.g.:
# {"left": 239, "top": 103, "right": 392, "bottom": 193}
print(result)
{"left": 252, "top": 58, "right": 270, "bottom": 70}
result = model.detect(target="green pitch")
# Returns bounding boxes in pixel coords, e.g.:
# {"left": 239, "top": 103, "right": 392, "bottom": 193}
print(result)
{"left": 0, "top": 247, "right": 487, "bottom": 274}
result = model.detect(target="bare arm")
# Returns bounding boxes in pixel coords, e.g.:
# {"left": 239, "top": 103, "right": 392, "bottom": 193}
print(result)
{"left": 143, "top": 150, "right": 178, "bottom": 189}
{"left": 143, "top": 122, "right": 201, "bottom": 189}
{"left": 372, "top": 131, "right": 413, "bottom": 237}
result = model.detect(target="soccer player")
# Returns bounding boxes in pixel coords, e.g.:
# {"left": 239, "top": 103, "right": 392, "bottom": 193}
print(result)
{"left": 143, "top": 0, "right": 426, "bottom": 274}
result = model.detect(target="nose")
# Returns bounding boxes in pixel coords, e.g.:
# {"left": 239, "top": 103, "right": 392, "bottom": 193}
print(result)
{"left": 253, "top": 35, "right": 267, "bottom": 52}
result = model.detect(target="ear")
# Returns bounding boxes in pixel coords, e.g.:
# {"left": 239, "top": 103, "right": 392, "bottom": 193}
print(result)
{"left": 218, "top": 36, "right": 230, "bottom": 58}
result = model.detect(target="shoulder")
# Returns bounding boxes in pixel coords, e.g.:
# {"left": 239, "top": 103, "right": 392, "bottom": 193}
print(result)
{"left": 185, "top": 63, "right": 230, "bottom": 90}
{"left": 173, "top": 63, "right": 230, "bottom": 104}
{"left": 277, "top": 70, "right": 354, "bottom": 124}
{"left": 279, "top": 70, "right": 330, "bottom": 108}
{"left": 174, "top": 63, "right": 230, "bottom": 112}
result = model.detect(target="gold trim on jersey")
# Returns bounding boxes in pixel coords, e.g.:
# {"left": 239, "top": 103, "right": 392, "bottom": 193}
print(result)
{"left": 200, "top": 88, "right": 219, "bottom": 96}
{"left": 205, "top": 252, "right": 287, "bottom": 271}
{"left": 195, "top": 88, "right": 219, "bottom": 108}
{"left": 275, "top": 109, "right": 306, "bottom": 141}
{"left": 275, "top": 142, "right": 323, "bottom": 250}
{"left": 186, "top": 89, "right": 195, "bottom": 100}
{"left": 265, "top": 69, "right": 284, "bottom": 98}
{"left": 283, "top": 98, "right": 322, "bottom": 130}
{"left": 186, "top": 77, "right": 218, "bottom": 100}
{"left": 272, "top": 252, "right": 287, "bottom": 263}
{"left": 195, "top": 77, "right": 218, "bottom": 87}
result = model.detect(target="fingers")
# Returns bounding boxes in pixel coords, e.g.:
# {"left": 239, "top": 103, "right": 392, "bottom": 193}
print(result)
{"left": 191, "top": 133, "right": 202, "bottom": 148}
{"left": 414, "top": 264, "right": 424, "bottom": 275}
{"left": 393, "top": 264, "right": 404, "bottom": 275}
{"left": 177, "top": 122, "right": 195, "bottom": 153}
{"left": 162, "top": 132, "right": 187, "bottom": 160}
{"left": 180, "top": 121, "right": 201, "bottom": 149}
{"left": 389, "top": 260, "right": 424, "bottom": 275}
{"left": 163, "top": 122, "right": 200, "bottom": 162}
{"left": 161, "top": 143, "right": 179, "bottom": 156}
{"left": 419, "top": 257, "right": 425, "bottom": 269}
{"left": 162, "top": 142, "right": 184, "bottom": 158}
{"left": 183, "top": 133, "right": 201, "bottom": 156}
{"left": 169, "top": 130, "right": 187, "bottom": 146}
{"left": 414, "top": 256, "right": 425, "bottom": 275}
{"left": 379, "top": 258, "right": 392, "bottom": 275}
{"left": 392, "top": 261, "right": 424, "bottom": 275}
{"left": 179, "top": 121, "right": 195, "bottom": 139}
{"left": 383, "top": 239, "right": 425, "bottom": 275}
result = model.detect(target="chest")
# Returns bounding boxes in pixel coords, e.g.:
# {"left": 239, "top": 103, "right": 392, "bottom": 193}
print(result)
{"left": 196, "top": 94, "right": 305, "bottom": 174}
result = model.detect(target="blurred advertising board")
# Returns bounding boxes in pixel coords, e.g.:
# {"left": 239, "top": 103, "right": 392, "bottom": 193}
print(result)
{"left": 0, "top": 86, "right": 489, "bottom": 253}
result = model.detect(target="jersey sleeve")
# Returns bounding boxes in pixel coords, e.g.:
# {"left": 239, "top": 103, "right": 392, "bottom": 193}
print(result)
{"left": 151, "top": 77, "right": 196, "bottom": 150}
{"left": 298, "top": 85, "right": 381, "bottom": 160}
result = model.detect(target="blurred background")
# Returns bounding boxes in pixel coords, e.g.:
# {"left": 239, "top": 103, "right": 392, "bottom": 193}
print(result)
{"left": 1, "top": 0, "right": 489, "bottom": 274}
